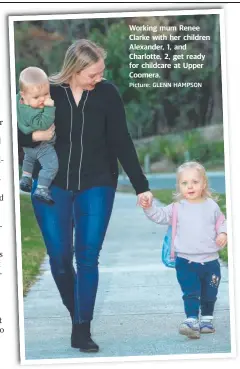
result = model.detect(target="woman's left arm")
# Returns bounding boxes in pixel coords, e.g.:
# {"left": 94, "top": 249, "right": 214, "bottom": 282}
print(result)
{"left": 106, "top": 83, "right": 151, "bottom": 200}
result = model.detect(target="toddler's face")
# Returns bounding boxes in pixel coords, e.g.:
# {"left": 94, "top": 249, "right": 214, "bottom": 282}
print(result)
{"left": 21, "top": 83, "right": 50, "bottom": 108}
{"left": 179, "top": 168, "right": 206, "bottom": 202}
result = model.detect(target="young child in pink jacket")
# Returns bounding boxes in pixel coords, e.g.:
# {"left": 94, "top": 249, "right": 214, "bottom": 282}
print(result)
{"left": 140, "top": 161, "right": 227, "bottom": 339}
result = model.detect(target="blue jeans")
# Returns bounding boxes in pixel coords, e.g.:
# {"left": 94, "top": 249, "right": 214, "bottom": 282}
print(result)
{"left": 31, "top": 183, "right": 115, "bottom": 323}
{"left": 175, "top": 257, "right": 221, "bottom": 318}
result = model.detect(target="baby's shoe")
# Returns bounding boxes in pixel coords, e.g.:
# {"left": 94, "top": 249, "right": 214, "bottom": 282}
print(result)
{"left": 33, "top": 187, "right": 54, "bottom": 205}
{"left": 200, "top": 316, "right": 215, "bottom": 333}
{"left": 20, "top": 176, "right": 32, "bottom": 193}
{"left": 179, "top": 317, "right": 200, "bottom": 339}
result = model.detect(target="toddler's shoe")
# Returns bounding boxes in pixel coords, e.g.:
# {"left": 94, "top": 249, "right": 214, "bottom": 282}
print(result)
{"left": 200, "top": 316, "right": 215, "bottom": 333}
{"left": 20, "top": 176, "right": 32, "bottom": 193}
{"left": 33, "top": 187, "right": 55, "bottom": 205}
{"left": 179, "top": 317, "right": 200, "bottom": 339}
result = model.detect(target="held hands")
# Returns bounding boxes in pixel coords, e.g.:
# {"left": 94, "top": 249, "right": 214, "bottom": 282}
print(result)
{"left": 216, "top": 232, "right": 227, "bottom": 248}
{"left": 137, "top": 191, "right": 153, "bottom": 209}
{"left": 44, "top": 97, "right": 55, "bottom": 107}
{"left": 32, "top": 124, "right": 55, "bottom": 142}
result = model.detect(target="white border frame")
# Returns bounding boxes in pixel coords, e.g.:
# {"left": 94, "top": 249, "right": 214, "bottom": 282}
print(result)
{"left": 8, "top": 8, "right": 236, "bottom": 365}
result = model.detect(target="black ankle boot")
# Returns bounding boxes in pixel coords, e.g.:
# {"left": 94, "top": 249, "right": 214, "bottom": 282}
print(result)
{"left": 71, "top": 322, "right": 99, "bottom": 352}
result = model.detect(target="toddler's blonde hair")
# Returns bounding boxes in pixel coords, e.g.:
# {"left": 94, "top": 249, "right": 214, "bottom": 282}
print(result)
{"left": 173, "top": 161, "right": 217, "bottom": 201}
{"left": 19, "top": 67, "right": 48, "bottom": 91}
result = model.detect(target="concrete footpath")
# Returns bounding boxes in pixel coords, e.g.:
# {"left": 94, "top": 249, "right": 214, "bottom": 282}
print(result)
{"left": 23, "top": 192, "right": 232, "bottom": 361}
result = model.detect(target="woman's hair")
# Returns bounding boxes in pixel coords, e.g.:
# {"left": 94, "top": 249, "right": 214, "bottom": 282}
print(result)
{"left": 173, "top": 161, "right": 218, "bottom": 201}
{"left": 49, "top": 39, "right": 106, "bottom": 85}
{"left": 19, "top": 67, "right": 48, "bottom": 91}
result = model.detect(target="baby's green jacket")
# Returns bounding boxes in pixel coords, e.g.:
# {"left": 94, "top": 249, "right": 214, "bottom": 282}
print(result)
{"left": 16, "top": 92, "right": 56, "bottom": 134}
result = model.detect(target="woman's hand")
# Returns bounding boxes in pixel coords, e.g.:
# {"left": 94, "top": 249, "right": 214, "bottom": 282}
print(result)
{"left": 32, "top": 124, "right": 55, "bottom": 142}
{"left": 137, "top": 191, "right": 153, "bottom": 209}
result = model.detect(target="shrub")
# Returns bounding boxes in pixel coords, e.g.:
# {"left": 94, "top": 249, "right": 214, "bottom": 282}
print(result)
{"left": 136, "top": 132, "right": 225, "bottom": 169}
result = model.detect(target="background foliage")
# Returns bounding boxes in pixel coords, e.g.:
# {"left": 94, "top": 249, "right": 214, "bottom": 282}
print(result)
{"left": 14, "top": 14, "right": 222, "bottom": 140}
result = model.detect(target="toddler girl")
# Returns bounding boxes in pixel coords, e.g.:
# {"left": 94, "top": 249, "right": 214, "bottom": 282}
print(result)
{"left": 141, "top": 161, "right": 227, "bottom": 339}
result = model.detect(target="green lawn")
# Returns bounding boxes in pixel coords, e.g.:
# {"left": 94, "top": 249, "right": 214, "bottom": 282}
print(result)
{"left": 20, "top": 194, "right": 46, "bottom": 295}
{"left": 117, "top": 185, "right": 228, "bottom": 263}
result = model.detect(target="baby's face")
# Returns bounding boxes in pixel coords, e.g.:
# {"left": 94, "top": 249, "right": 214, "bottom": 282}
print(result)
{"left": 21, "top": 83, "right": 50, "bottom": 108}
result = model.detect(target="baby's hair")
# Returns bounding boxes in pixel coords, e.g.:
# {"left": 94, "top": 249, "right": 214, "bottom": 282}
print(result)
{"left": 173, "top": 161, "right": 218, "bottom": 201}
{"left": 19, "top": 67, "right": 48, "bottom": 91}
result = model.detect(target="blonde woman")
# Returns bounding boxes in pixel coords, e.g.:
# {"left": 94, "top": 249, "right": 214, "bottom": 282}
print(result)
{"left": 141, "top": 161, "right": 227, "bottom": 339}
{"left": 18, "top": 39, "right": 153, "bottom": 352}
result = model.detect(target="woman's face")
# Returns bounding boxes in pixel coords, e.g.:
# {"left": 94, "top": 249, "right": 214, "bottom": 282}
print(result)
{"left": 74, "top": 58, "right": 105, "bottom": 90}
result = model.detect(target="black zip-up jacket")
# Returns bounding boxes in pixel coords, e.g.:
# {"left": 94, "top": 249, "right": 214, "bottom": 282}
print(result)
{"left": 18, "top": 80, "right": 149, "bottom": 194}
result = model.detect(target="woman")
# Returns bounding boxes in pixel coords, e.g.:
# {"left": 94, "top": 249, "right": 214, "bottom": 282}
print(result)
{"left": 18, "top": 39, "right": 153, "bottom": 353}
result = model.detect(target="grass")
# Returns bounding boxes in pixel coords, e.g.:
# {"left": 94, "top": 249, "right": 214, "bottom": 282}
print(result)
{"left": 20, "top": 194, "right": 46, "bottom": 295}
{"left": 117, "top": 185, "right": 228, "bottom": 263}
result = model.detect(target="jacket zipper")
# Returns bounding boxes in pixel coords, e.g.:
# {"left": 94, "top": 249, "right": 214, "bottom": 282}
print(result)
{"left": 63, "top": 87, "right": 73, "bottom": 190}
{"left": 78, "top": 91, "right": 89, "bottom": 190}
